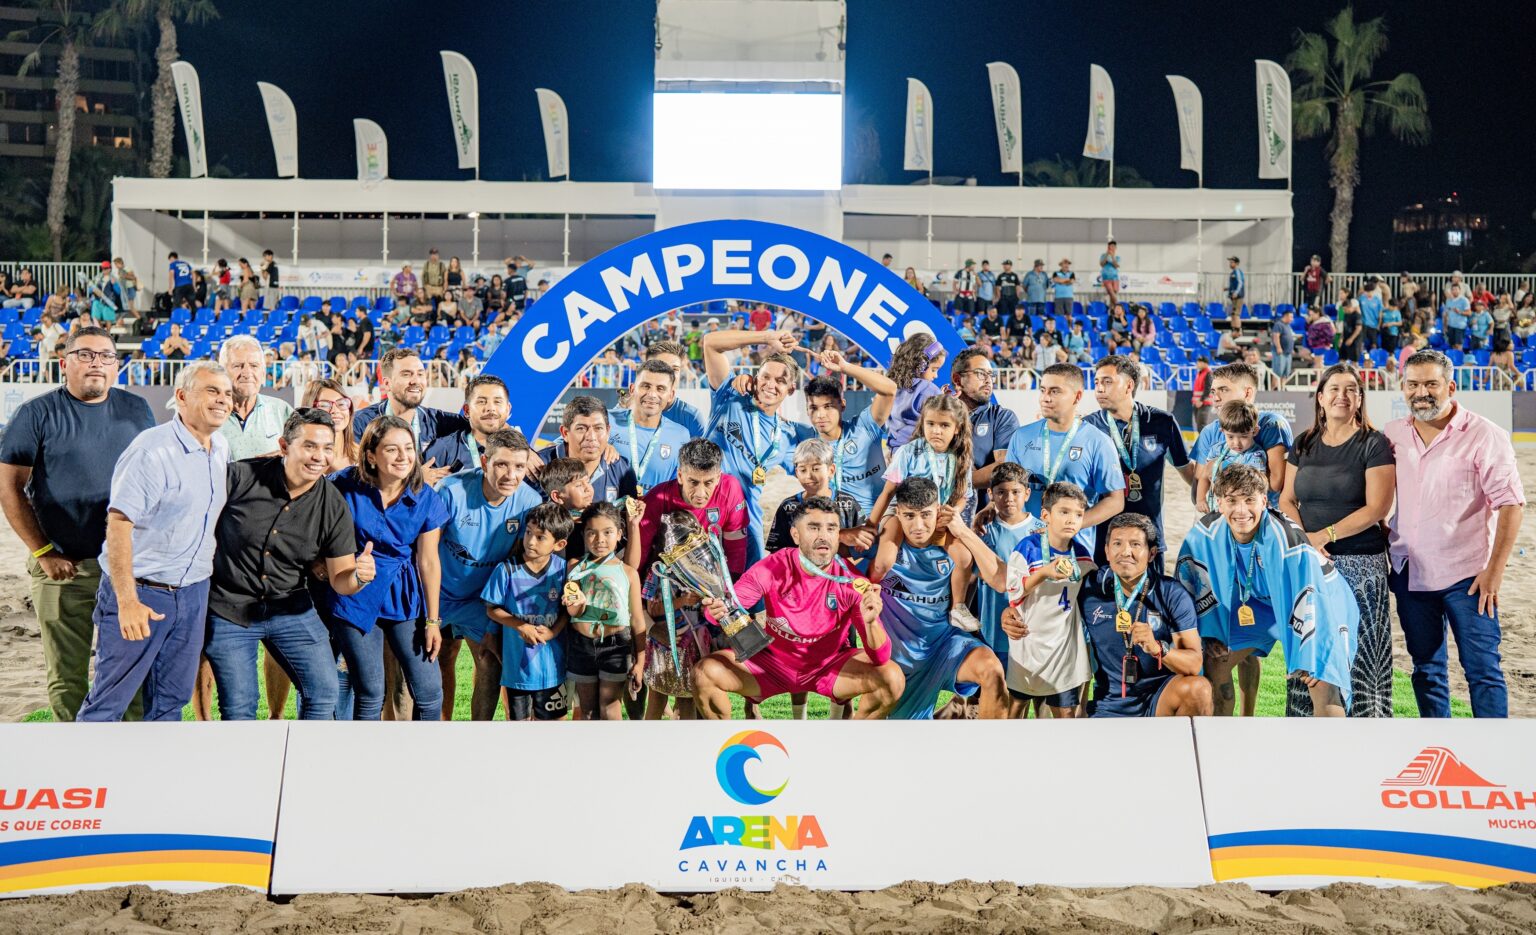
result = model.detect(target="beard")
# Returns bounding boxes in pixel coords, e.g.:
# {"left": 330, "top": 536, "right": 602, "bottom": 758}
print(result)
{"left": 1410, "top": 397, "right": 1451, "bottom": 421}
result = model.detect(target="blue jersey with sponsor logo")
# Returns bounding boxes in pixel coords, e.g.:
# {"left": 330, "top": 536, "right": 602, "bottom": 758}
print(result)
{"left": 608, "top": 408, "right": 693, "bottom": 494}
{"left": 1077, "top": 566, "right": 1198, "bottom": 708}
{"left": 827, "top": 410, "right": 888, "bottom": 518}
{"left": 976, "top": 516, "right": 1043, "bottom": 661}
{"left": 705, "top": 381, "right": 815, "bottom": 564}
{"left": 879, "top": 541, "right": 954, "bottom": 665}
{"left": 437, "top": 470, "right": 543, "bottom": 602}
{"left": 169, "top": 260, "right": 192, "bottom": 288}
{"left": 481, "top": 554, "right": 567, "bottom": 691}
{"left": 1191, "top": 411, "right": 1291, "bottom": 509}
{"left": 1004, "top": 418, "right": 1124, "bottom": 550}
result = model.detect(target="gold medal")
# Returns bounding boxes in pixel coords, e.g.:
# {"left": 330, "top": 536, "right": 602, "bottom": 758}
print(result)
{"left": 624, "top": 497, "right": 642, "bottom": 520}
{"left": 563, "top": 581, "right": 582, "bottom": 604}
{"left": 852, "top": 578, "right": 873, "bottom": 596}
{"left": 1054, "top": 556, "right": 1075, "bottom": 578}
{"left": 751, "top": 465, "right": 767, "bottom": 485}
{"left": 1115, "top": 610, "right": 1133, "bottom": 633}
{"left": 1238, "top": 603, "right": 1256, "bottom": 627}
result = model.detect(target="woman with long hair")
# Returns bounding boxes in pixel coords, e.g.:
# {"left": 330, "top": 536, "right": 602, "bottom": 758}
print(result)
{"left": 300, "top": 378, "right": 360, "bottom": 470}
{"left": 237, "top": 258, "right": 260, "bottom": 310}
{"left": 1278, "top": 363, "right": 1396, "bottom": 717}
{"left": 322, "top": 415, "right": 450, "bottom": 720}
{"left": 1130, "top": 305, "right": 1157, "bottom": 349}
{"left": 903, "top": 266, "right": 926, "bottom": 297}
{"left": 446, "top": 256, "right": 465, "bottom": 302}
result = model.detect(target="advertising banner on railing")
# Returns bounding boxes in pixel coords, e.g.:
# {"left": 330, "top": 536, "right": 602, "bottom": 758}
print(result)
{"left": 0, "top": 723, "right": 287, "bottom": 898}
{"left": 270, "top": 720, "right": 1212, "bottom": 893}
{"left": 1197, "top": 719, "right": 1536, "bottom": 889}
{"left": 277, "top": 267, "right": 394, "bottom": 289}
{"left": 1115, "top": 272, "right": 1200, "bottom": 295}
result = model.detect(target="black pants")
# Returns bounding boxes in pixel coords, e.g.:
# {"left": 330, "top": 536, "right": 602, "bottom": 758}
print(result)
{"left": 996, "top": 294, "right": 1018, "bottom": 322}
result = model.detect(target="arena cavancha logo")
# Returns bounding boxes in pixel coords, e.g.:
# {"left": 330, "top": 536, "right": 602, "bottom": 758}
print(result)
{"left": 678, "top": 730, "right": 829, "bottom": 855}
{"left": 716, "top": 730, "right": 789, "bottom": 806}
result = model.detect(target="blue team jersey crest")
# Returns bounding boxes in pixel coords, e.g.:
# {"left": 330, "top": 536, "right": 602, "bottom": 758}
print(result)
{"left": 506, "top": 518, "right": 520, "bottom": 535}
{"left": 843, "top": 439, "right": 858, "bottom": 454}
{"left": 660, "top": 444, "right": 672, "bottom": 460}
{"left": 976, "top": 423, "right": 990, "bottom": 437}
{"left": 936, "top": 558, "right": 953, "bottom": 575}
{"left": 826, "top": 593, "right": 838, "bottom": 610}
{"left": 548, "top": 587, "right": 560, "bottom": 602}
{"left": 1069, "top": 446, "right": 1083, "bottom": 461}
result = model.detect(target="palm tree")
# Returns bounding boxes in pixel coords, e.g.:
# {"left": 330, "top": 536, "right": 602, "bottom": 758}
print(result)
{"left": 1288, "top": 6, "right": 1429, "bottom": 272}
{"left": 98, "top": 0, "right": 219, "bottom": 178}
{"left": 8, "top": 0, "right": 97, "bottom": 261}
{"left": 1022, "top": 154, "right": 1152, "bottom": 189}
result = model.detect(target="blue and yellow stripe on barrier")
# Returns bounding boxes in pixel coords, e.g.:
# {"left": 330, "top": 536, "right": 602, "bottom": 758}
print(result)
{"left": 1209, "top": 829, "right": 1536, "bottom": 888}
{"left": 0, "top": 834, "right": 272, "bottom": 894}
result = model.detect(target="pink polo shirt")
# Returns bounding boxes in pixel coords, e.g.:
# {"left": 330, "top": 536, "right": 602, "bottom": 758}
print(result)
{"left": 1384, "top": 402, "right": 1524, "bottom": 591}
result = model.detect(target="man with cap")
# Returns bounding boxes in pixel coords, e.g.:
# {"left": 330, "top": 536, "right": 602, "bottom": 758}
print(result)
{"left": 1023, "top": 259, "right": 1050, "bottom": 319}
{"left": 954, "top": 259, "right": 978, "bottom": 317}
{"left": 1227, "top": 256, "right": 1246, "bottom": 337}
{"left": 1051, "top": 259, "right": 1076, "bottom": 319}
{"left": 995, "top": 260, "right": 1021, "bottom": 323}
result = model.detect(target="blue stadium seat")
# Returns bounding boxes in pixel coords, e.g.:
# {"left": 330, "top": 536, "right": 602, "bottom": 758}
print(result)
{"left": 0, "top": 309, "right": 17, "bottom": 325}
{"left": 374, "top": 295, "right": 392, "bottom": 310}
{"left": 1159, "top": 302, "right": 1177, "bottom": 317}
{"left": 193, "top": 306, "right": 213, "bottom": 324}
{"left": 278, "top": 295, "right": 299, "bottom": 311}
{"left": 141, "top": 340, "right": 161, "bottom": 358}
{"left": 403, "top": 325, "right": 425, "bottom": 346}
{"left": 1446, "top": 349, "right": 1465, "bottom": 366}
{"left": 153, "top": 323, "right": 170, "bottom": 340}
{"left": 1473, "top": 349, "right": 1492, "bottom": 367}
{"left": 21, "top": 306, "right": 42, "bottom": 326}
{"left": 1253, "top": 303, "right": 1272, "bottom": 320}
{"left": 1209, "top": 305, "right": 1228, "bottom": 321}
{"left": 327, "top": 295, "right": 346, "bottom": 311}
{"left": 1369, "top": 349, "right": 1388, "bottom": 368}
{"left": 299, "top": 296, "right": 321, "bottom": 312}
{"left": 170, "top": 307, "right": 191, "bottom": 325}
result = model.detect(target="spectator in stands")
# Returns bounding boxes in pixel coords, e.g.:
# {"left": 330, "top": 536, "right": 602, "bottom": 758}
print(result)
{"left": 298, "top": 315, "right": 327, "bottom": 360}
{"left": 112, "top": 257, "right": 139, "bottom": 311}
{"left": 237, "top": 258, "right": 259, "bottom": 310}
{"left": 881, "top": 252, "right": 894, "bottom": 269}
{"left": 191, "top": 269, "right": 209, "bottom": 309}
{"left": 1514, "top": 293, "right": 1536, "bottom": 342}
{"left": 483, "top": 273, "right": 507, "bottom": 316}
{"left": 1106, "top": 304, "right": 1130, "bottom": 345}
{"left": 748, "top": 304, "right": 774, "bottom": 331}
{"left": 1064, "top": 319, "right": 1091, "bottom": 363}
{"left": 1441, "top": 284, "right": 1471, "bottom": 349}
{"left": 392, "top": 264, "right": 418, "bottom": 306}
{"left": 1409, "top": 292, "right": 1434, "bottom": 338}
{"left": 1013, "top": 333, "right": 1037, "bottom": 372}
{"left": 1380, "top": 299, "right": 1403, "bottom": 355}
{"left": 162, "top": 323, "right": 191, "bottom": 360}
{"left": 1226, "top": 256, "right": 1246, "bottom": 336}
{"left": 410, "top": 298, "right": 434, "bottom": 326}
{"left": 1471, "top": 281, "right": 1495, "bottom": 311}
{"left": 1005, "top": 304, "right": 1031, "bottom": 344}
{"left": 1490, "top": 337, "right": 1519, "bottom": 386}
{"left": 1398, "top": 272, "right": 1419, "bottom": 324}
{"left": 422, "top": 249, "right": 447, "bottom": 309}
{"left": 445, "top": 256, "right": 465, "bottom": 304}
{"left": 979, "top": 305, "right": 1004, "bottom": 340}
{"left": 1335, "top": 287, "right": 1361, "bottom": 362}
{"left": 957, "top": 316, "right": 977, "bottom": 343}
{"left": 1023, "top": 259, "right": 1049, "bottom": 318}
{"left": 1301, "top": 254, "right": 1327, "bottom": 308}
{"left": 1050, "top": 259, "right": 1074, "bottom": 318}
{"left": 1130, "top": 305, "right": 1157, "bottom": 349}
{"left": 900, "top": 266, "right": 926, "bottom": 300}
{"left": 977, "top": 260, "right": 996, "bottom": 311}
{"left": 167, "top": 255, "right": 193, "bottom": 310}
{"left": 1468, "top": 301, "right": 1494, "bottom": 351}
{"left": 1358, "top": 279, "right": 1384, "bottom": 351}
{"left": 1190, "top": 356, "right": 1214, "bottom": 430}
{"left": 1270, "top": 308, "right": 1297, "bottom": 379}
{"left": 954, "top": 259, "right": 978, "bottom": 316}
{"left": 1242, "top": 346, "right": 1278, "bottom": 391}
{"left": 505, "top": 260, "right": 528, "bottom": 310}
{"left": 36, "top": 312, "right": 66, "bottom": 365}
{"left": 1215, "top": 329, "right": 1240, "bottom": 363}
{"left": 259, "top": 249, "right": 281, "bottom": 306}
{"left": 1492, "top": 293, "right": 1515, "bottom": 346}
{"left": 0, "top": 338, "right": 10, "bottom": 371}
{"left": 210, "top": 259, "right": 231, "bottom": 309}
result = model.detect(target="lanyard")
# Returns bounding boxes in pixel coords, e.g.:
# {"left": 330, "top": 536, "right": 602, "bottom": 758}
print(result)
{"left": 1113, "top": 572, "right": 1148, "bottom": 627}
{"left": 1108, "top": 411, "right": 1141, "bottom": 473}
{"left": 750, "top": 407, "right": 780, "bottom": 472}
{"left": 1040, "top": 418, "right": 1082, "bottom": 487}
{"left": 1234, "top": 542, "right": 1260, "bottom": 604}
{"left": 464, "top": 433, "right": 480, "bottom": 469}
{"left": 626, "top": 413, "right": 662, "bottom": 480}
{"left": 1039, "top": 533, "right": 1080, "bottom": 610}
{"left": 798, "top": 552, "right": 871, "bottom": 594}
{"left": 827, "top": 423, "right": 846, "bottom": 496}
{"left": 1207, "top": 444, "right": 1238, "bottom": 510}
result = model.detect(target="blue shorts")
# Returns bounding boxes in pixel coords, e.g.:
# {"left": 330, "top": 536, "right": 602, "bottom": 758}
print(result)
{"left": 889, "top": 626, "right": 984, "bottom": 720}
{"left": 1090, "top": 677, "right": 1173, "bottom": 718}
{"left": 441, "top": 596, "right": 491, "bottom": 643}
{"left": 1008, "top": 685, "right": 1081, "bottom": 709}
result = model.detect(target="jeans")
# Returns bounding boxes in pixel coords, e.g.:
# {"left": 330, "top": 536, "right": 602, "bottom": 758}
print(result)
{"left": 1390, "top": 564, "right": 1507, "bottom": 718}
{"left": 330, "top": 618, "right": 443, "bottom": 721}
{"left": 204, "top": 608, "right": 339, "bottom": 720}
{"left": 78, "top": 576, "right": 210, "bottom": 722}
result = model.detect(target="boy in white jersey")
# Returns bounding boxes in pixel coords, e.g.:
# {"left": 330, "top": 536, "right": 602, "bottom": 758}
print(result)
{"left": 949, "top": 482, "right": 1094, "bottom": 718}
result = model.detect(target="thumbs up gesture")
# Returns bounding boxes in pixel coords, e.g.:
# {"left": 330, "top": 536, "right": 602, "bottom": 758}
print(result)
{"left": 354, "top": 540, "right": 376, "bottom": 586}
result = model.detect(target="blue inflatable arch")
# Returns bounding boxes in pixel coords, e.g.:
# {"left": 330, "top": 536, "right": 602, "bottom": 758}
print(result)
{"left": 482, "top": 219, "right": 969, "bottom": 437}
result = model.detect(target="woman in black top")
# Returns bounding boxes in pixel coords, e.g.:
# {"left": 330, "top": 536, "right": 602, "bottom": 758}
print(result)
{"left": 1279, "top": 362, "right": 1396, "bottom": 717}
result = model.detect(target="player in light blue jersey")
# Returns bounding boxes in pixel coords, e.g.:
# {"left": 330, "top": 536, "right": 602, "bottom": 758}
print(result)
{"left": 801, "top": 349, "right": 896, "bottom": 525}
{"left": 1003, "top": 363, "right": 1125, "bottom": 552}
{"left": 1188, "top": 362, "right": 1293, "bottom": 511}
{"left": 435, "top": 428, "right": 544, "bottom": 720}
{"left": 1195, "top": 401, "right": 1271, "bottom": 512}
{"left": 702, "top": 328, "right": 816, "bottom": 565}
{"left": 643, "top": 340, "right": 708, "bottom": 439}
{"left": 483, "top": 503, "right": 573, "bottom": 721}
{"left": 608, "top": 361, "right": 693, "bottom": 495}
{"left": 867, "top": 478, "right": 1005, "bottom": 719}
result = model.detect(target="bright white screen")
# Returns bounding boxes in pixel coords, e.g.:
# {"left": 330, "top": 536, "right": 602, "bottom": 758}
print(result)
{"left": 653, "top": 93, "right": 843, "bottom": 190}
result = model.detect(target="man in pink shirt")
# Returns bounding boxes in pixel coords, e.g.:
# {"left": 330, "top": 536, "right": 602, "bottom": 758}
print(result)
{"left": 1385, "top": 349, "right": 1524, "bottom": 718}
{"left": 693, "top": 497, "right": 905, "bottom": 719}
{"left": 637, "top": 439, "right": 749, "bottom": 576}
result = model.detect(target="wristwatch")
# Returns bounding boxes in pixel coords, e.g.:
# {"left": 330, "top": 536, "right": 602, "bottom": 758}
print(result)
{"left": 1159, "top": 640, "right": 1175, "bottom": 657}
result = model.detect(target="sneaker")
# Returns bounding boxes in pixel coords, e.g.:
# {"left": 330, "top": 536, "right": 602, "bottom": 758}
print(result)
{"left": 950, "top": 606, "right": 981, "bottom": 633}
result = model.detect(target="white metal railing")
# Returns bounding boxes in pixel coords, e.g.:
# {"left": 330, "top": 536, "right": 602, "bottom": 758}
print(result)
{"left": 1, "top": 357, "right": 333, "bottom": 386}
{"left": 0, "top": 262, "right": 103, "bottom": 303}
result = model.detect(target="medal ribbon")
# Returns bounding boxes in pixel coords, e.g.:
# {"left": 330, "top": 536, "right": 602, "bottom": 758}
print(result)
{"left": 1113, "top": 572, "right": 1149, "bottom": 628}
{"left": 797, "top": 551, "right": 863, "bottom": 588}
{"left": 1233, "top": 541, "right": 1259, "bottom": 604}
{"left": 749, "top": 407, "right": 780, "bottom": 477}
{"left": 1041, "top": 418, "right": 1082, "bottom": 486}
{"left": 627, "top": 413, "right": 662, "bottom": 483}
{"left": 659, "top": 576, "right": 681, "bottom": 675}
{"left": 1109, "top": 411, "right": 1141, "bottom": 474}
{"left": 830, "top": 424, "right": 846, "bottom": 496}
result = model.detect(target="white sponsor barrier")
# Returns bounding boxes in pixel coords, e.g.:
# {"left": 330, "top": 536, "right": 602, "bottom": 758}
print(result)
{"left": 270, "top": 720, "right": 1213, "bottom": 893}
{"left": 0, "top": 723, "right": 287, "bottom": 897}
{"left": 1197, "top": 719, "right": 1536, "bottom": 889}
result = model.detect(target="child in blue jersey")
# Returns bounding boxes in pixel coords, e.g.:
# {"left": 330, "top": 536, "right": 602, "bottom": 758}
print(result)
{"left": 436, "top": 429, "right": 544, "bottom": 721}
{"left": 484, "top": 503, "right": 573, "bottom": 721}
{"left": 970, "top": 463, "right": 1043, "bottom": 666}
{"left": 867, "top": 478, "right": 1006, "bottom": 720}
{"left": 950, "top": 482, "right": 1094, "bottom": 718}
{"left": 1195, "top": 401, "right": 1270, "bottom": 513}
{"left": 883, "top": 332, "right": 945, "bottom": 448}
{"left": 871, "top": 395, "right": 979, "bottom": 631}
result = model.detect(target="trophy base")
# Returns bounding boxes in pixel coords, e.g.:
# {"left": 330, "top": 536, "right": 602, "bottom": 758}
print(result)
{"left": 721, "top": 613, "right": 772, "bottom": 662}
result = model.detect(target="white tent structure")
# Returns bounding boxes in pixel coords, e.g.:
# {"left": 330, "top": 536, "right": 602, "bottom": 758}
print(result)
{"left": 110, "top": 177, "right": 1291, "bottom": 297}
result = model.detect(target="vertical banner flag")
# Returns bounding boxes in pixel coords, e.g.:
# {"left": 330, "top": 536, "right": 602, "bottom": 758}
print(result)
{"left": 985, "top": 62, "right": 1022, "bottom": 174}
{"left": 1255, "top": 59, "right": 1292, "bottom": 180}
{"left": 256, "top": 81, "right": 299, "bottom": 178}
{"left": 439, "top": 51, "right": 480, "bottom": 171}
{"left": 1082, "top": 64, "right": 1115, "bottom": 161}
{"left": 353, "top": 118, "right": 388, "bottom": 184}
{"left": 535, "top": 88, "right": 570, "bottom": 179}
{"left": 903, "top": 78, "right": 932, "bottom": 172}
{"left": 1166, "top": 75, "right": 1203, "bottom": 176}
{"left": 168, "top": 61, "right": 207, "bottom": 178}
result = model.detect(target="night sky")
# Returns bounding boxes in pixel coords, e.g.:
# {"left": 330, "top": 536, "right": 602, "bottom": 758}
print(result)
{"left": 180, "top": 0, "right": 1536, "bottom": 268}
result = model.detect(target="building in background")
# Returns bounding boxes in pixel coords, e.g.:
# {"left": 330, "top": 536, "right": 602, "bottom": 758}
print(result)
{"left": 0, "top": 4, "right": 145, "bottom": 159}
{"left": 1392, "top": 194, "right": 1489, "bottom": 271}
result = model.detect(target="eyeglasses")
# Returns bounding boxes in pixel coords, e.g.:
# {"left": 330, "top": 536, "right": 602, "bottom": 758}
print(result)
{"left": 957, "top": 369, "right": 995, "bottom": 382}
{"left": 312, "top": 398, "right": 353, "bottom": 412}
{"left": 68, "top": 349, "right": 119, "bottom": 364}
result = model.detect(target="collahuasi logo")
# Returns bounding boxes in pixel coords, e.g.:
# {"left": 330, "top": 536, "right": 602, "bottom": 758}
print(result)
{"left": 679, "top": 731, "right": 828, "bottom": 851}
{"left": 1380, "top": 747, "right": 1535, "bottom": 811}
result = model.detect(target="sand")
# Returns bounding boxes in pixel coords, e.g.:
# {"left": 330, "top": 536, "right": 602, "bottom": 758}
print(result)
{"left": 2, "top": 880, "right": 1534, "bottom": 934}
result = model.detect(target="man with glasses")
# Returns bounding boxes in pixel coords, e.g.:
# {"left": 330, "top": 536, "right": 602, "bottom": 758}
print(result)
{"left": 0, "top": 328, "right": 154, "bottom": 720}
{"left": 218, "top": 335, "right": 295, "bottom": 461}
{"left": 948, "top": 348, "right": 1017, "bottom": 504}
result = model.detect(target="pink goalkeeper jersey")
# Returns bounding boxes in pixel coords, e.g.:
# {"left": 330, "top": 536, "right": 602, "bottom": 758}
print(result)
{"left": 728, "top": 547, "right": 892, "bottom": 679}
{"left": 638, "top": 474, "right": 750, "bottom": 578}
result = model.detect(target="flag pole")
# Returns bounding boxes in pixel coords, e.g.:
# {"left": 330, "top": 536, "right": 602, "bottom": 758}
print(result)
{"left": 925, "top": 168, "right": 933, "bottom": 269}
{"left": 1196, "top": 172, "right": 1204, "bottom": 280}
{"left": 471, "top": 212, "right": 480, "bottom": 268}
{"left": 1016, "top": 170, "right": 1023, "bottom": 262}
{"left": 1107, "top": 156, "right": 1115, "bottom": 242}
{"left": 381, "top": 212, "right": 389, "bottom": 265}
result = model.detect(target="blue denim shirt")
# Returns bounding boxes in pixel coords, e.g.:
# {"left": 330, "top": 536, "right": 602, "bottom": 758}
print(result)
{"left": 103, "top": 416, "right": 229, "bottom": 587}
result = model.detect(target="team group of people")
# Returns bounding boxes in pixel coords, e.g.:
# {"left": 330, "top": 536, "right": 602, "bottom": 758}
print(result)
{"left": 0, "top": 315, "right": 1520, "bottom": 722}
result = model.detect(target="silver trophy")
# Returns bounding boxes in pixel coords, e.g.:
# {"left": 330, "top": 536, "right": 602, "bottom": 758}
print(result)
{"left": 652, "top": 511, "right": 771, "bottom": 662}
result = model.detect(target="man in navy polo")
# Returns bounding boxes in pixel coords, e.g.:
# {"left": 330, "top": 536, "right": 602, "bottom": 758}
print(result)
{"left": 536, "top": 395, "right": 639, "bottom": 504}
{"left": 949, "top": 348, "right": 1018, "bottom": 506}
{"left": 353, "top": 348, "right": 469, "bottom": 486}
